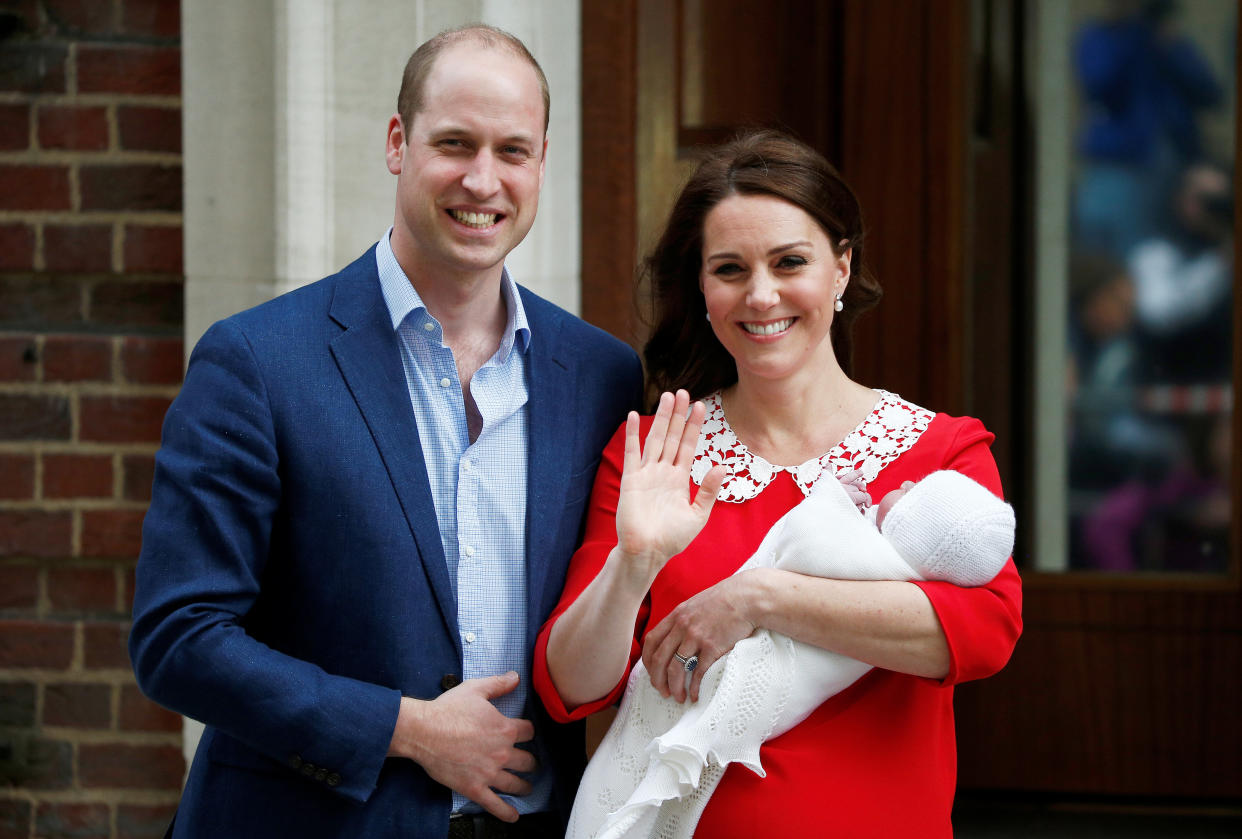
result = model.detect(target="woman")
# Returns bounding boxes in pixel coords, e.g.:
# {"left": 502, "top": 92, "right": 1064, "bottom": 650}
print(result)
{"left": 532, "top": 130, "right": 1022, "bottom": 837}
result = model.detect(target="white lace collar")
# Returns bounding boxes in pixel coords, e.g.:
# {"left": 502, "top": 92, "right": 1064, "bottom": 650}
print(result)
{"left": 689, "top": 390, "right": 934, "bottom": 503}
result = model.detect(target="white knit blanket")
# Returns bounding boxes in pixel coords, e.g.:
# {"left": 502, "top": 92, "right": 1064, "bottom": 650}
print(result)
{"left": 567, "top": 472, "right": 1012, "bottom": 839}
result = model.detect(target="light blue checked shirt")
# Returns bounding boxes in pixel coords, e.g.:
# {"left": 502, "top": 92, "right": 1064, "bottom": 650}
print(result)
{"left": 376, "top": 231, "right": 551, "bottom": 815}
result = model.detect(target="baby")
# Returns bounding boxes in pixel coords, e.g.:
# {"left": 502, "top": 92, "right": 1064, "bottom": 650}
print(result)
{"left": 569, "top": 469, "right": 1016, "bottom": 839}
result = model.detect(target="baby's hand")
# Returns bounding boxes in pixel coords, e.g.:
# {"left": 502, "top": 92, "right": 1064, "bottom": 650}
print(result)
{"left": 838, "top": 469, "right": 871, "bottom": 513}
{"left": 876, "top": 481, "right": 916, "bottom": 529}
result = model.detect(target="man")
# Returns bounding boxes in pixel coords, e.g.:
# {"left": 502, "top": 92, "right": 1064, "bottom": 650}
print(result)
{"left": 129, "top": 24, "right": 641, "bottom": 838}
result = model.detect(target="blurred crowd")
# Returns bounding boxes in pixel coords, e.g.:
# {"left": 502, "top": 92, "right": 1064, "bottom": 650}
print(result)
{"left": 1066, "top": 0, "right": 1233, "bottom": 572}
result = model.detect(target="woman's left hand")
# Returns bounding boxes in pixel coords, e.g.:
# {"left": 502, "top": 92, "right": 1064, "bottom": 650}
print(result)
{"left": 642, "top": 570, "right": 765, "bottom": 703}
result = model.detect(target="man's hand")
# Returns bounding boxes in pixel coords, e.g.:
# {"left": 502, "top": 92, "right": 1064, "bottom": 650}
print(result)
{"left": 388, "top": 672, "right": 536, "bottom": 823}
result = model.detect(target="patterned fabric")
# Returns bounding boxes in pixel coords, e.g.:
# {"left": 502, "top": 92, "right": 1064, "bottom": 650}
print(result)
{"left": 690, "top": 390, "right": 934, "bottom": 501}
{"left": 376, "top": 230, "right": 551, "bottom": 815}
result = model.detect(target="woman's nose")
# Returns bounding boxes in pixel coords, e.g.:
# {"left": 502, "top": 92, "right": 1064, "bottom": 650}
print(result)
{"left": 745, "top": 272, "right": 780, "bottom": 309}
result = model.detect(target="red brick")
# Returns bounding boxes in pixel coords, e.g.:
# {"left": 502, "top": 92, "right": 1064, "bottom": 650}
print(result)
{"left": 123, "top": 224, "right": 182, "bottom": 274}
{"left": 38, "top": 104, "right": 109, "bottom": 151}
{"left": 0, "top": 620, "right": 75, "bottom": 668}
{"left": 45, "top": 0, "right": 115, "bottom": 35}
{"left": 122, "top": 454, "right": 155, "bottom": 502}
{"left": 80, "top": 395, "right": 170, "bottom": 444}
{"left": 81, "top": 509, "right": 146, "bottom": 558}
{"left": 43, "top": 333, "right": 113, "bottom": 381}
{"left": 36, "top": 801, "right": 111, "bottom": 839}
{"left": 80, "top": 743, "right": 184, "bottom": 789}
{"left": 0, "top": 799, "right": 32, "bottom": 838}
{"left": 43, "top": 452, "right": 114, "bottom": 499}
{"left": 83, "top": 621, "right": 129, "bottom": 669}
{"left": 0, "top": 509, "right": 72, "bottom": 557}
{"left": 0, "top": 103, "right": 30, "bottom": 150}
{"left": 0, "top": 563, "right": 39, "bottom": 609}
{"left": 0, "top": 334, "right": 38, "bottom": 382}
{"left": 117, "top": 104, "right": 180, "bottom": 153}
{"left": 0, "top": 276, "right": 87, "bottom": 330}
{"left": 117, "top": 803, "right": 179, "bottom": 839}
{"left": 43, "top": 681, "right": 112, "bottom": 728}
{"left": 48, "top": 564, "right": 120, "bottom": 613}
{"left": 0, "top": 223, "right": 36, "bottom": 271}
{"left": 77, "top": 45, "right": 180, "bottom": 96}
{"left": 44, "top": 224, "right": 113, "bottom": 273}
{"left": 119, "top": 684, "right": 178, "bottom": 732}
{"left": 79, "top": 164, "right": 181, "bottom": 212}
{"left": 89, "top": 281, "right": 183, "bottom": 330}
{"left": 121, "top": 0, "right": 179, "bottom": 39}
{"left": 0, "top": 43, "right": 68, "bottom": 94}
{"left": 22, "top": 736, "right": 75, "bottom": 789}
{"left": 0, "top": 453, "right": 36, "bottom": 499}
{"left": 121, "top": 336, "right": 181, "bottom": 384}
{"left": 0, "top": 164, "right": 71, "bottom": 211}
{"left": 0, "top": 680, "right": 37, "bottom": 726}
{"left": 0, "top": 393, "right": 71, "bottom": 440}
{"left": 0, "top": 224, "right": 37, "bottom": 274}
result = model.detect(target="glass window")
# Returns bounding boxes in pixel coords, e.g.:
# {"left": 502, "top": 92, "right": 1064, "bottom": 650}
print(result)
{"left": 1030, "top": 0, "right": 1234, "bottom": 573}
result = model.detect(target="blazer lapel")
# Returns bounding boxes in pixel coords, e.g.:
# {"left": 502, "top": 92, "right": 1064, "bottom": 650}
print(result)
{"left": 327, "top": 251, "right": 460, "bottom": 654}
{"left": 522, "top": 292, "right": 576, "bottom": 642}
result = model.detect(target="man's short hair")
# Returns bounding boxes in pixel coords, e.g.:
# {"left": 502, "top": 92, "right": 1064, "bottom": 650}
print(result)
{"left": 397, "top": 24, "right": 550, "bottom": 136}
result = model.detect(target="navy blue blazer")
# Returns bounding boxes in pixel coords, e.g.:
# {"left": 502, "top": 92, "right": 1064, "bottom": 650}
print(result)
{"left": 130, "top": 247, "right": 642, "bottom": 837}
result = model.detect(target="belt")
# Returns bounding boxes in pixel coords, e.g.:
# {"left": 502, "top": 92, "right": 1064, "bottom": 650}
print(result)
{"left": 447, "top": 811, "right": 559, "bottom": 839}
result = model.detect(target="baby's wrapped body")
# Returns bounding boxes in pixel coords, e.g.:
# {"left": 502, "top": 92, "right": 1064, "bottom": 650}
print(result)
{"left": 569, "top": 470, "right": 1016, "bottom": 839}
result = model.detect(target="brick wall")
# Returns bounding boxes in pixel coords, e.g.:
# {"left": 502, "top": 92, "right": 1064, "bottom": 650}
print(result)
{"left": 1, "top": 2, "right": 184, "bottom": 837}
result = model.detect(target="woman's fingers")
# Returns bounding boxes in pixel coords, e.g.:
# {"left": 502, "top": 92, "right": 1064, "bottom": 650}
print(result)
{"left": 659, "top": 390, "right": 691, "bottom": 462}
{"left": 642, "top": 392, "right": 675, "bottom": 465}
{"left": 621, "top": 411, "right": 641, "bottom": 475}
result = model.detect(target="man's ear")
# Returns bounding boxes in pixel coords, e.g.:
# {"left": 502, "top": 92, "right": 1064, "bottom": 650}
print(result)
{"left": 385, "top": 114, "right": 405, "bottom": 175}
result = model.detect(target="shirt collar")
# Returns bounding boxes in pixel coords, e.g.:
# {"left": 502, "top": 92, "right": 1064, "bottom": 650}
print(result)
{"left": 375, "top": 228, "right": 531, "bottom": 359}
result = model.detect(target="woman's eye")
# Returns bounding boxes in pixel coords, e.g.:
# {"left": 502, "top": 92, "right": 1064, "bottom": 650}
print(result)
{"left": 712, "top": 263, "right": 743, "bottom": 277}
{"left": 776, "top": 255, "right": 807, "bottom": 269}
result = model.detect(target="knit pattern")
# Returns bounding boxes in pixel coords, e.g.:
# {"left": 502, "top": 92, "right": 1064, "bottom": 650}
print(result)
{"left": 689, "top": 390, "right": 933, "bottom": 502}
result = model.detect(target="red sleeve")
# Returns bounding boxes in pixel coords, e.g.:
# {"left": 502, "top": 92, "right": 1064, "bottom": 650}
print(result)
{"left": 910, "top": 416, "right": 1024, "bottom": 685}
{"left": 532, "top": 422, "right": 651, "bottom": 722}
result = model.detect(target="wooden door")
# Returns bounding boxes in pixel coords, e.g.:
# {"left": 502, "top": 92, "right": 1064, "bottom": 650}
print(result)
{"left": 579, "top": 0, "right": 1242, "bottom": 802}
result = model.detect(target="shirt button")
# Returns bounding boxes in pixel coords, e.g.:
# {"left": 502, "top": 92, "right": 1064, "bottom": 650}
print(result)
{"left": 464, "top": 631, "right": 476, "bottom": 643}
{"left": 439, "top": 377, "right": 451, "bottom": 388}
{"left": 423, "top": 321, "right": 435, "bottom": 332}
{"left": 464, "top": 545, "right": 475, "bottom": 557}
{"left": 462, "top": 460, "right": 472, "bottom": 472}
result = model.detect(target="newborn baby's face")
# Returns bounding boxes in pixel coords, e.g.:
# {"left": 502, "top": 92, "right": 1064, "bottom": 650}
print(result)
{"left": 876, "top": 481, "right": 916, "bottom": 529}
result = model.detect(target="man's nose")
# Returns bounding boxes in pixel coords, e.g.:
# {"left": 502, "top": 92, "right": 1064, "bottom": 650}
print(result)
{"left": 462, "top": 151, "right": 500, "bottom": 198}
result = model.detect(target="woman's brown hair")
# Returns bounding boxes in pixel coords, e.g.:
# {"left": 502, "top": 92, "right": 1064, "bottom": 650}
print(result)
{"left": 642, "top": 129, "right": 882, "bottom": 403}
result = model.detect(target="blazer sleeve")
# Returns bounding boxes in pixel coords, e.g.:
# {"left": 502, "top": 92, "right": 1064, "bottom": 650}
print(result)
{"left": 532, "top": 423, "right": 650, "bottom": 722}
{"left": 128, "top": 319, "right": 401, "bottom": 804}
{"left": 912, "top": 417, "right": 1024, "bottom": 685}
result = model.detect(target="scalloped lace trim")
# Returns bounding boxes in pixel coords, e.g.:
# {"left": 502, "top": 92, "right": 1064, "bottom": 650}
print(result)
{"left": 689, "top": 390, "right": 933, "bottom": 503}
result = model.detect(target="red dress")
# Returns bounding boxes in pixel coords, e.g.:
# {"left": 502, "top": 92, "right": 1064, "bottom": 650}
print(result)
{"left": 533, "top": 392, "right": 1023, "bottom": 838}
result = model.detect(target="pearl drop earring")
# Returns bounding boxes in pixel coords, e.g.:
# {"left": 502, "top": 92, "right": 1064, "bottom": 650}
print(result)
{"left": 705, "top": 311, "right": 711, "bottom": 322}
{"left": 834, "top": 294, "right": 844, "bottom": 313}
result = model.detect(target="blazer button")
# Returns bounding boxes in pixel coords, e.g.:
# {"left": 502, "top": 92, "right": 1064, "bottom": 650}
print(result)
{"left": 289, "top": 754, "right": 303, "bottom": 770}
{"left": 301, "top": 762, "right": 317, "bottom": 776}
{"left": 440, "top": 674, "right": 461, "bottom": 691}
{"left": 314, "top": 768, "right": 327, "bottom": 782}
{"left": 326, "top": 772, "right": 341, "bottom": 787}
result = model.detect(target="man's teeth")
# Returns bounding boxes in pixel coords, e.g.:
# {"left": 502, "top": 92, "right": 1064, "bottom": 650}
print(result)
{"left": 742, "top": 318, "right": 794, "bottom": 336}
{"left": 450, "top": 210, "right": 498, "bottom": 228}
